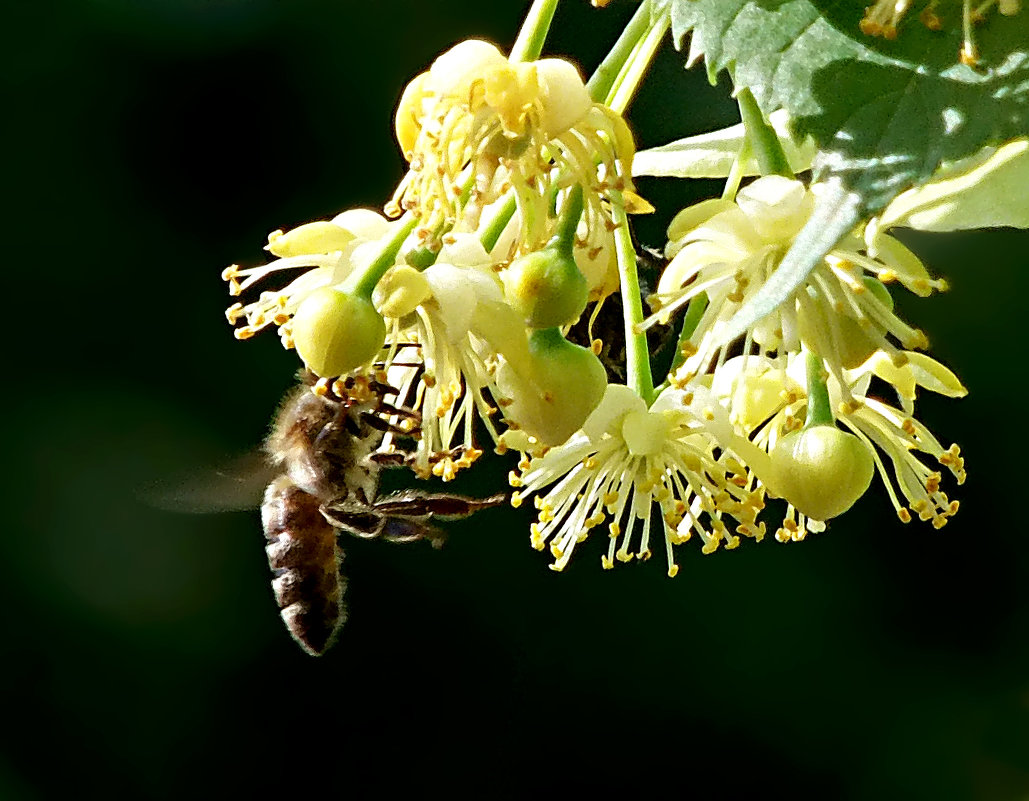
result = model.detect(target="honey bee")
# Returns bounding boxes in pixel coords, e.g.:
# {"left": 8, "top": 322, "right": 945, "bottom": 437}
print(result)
{"left": 262, "top": 372, "right": 505, "bottom": 656}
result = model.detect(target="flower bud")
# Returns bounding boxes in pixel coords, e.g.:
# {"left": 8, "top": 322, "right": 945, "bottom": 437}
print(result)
{"left": 769, "top": 425, "right": 874, "bottom": 521}
{"left": 497, "top": 328, "right": 606, "bottom": 446}
{"left": 502, "top": 244, "right": 588, "bottom": 328}
{"left": 291, "top": 287, "right": 386, "bottom": 377}
{"left": 535, "top": 58, "right": 591, "bottom": 138}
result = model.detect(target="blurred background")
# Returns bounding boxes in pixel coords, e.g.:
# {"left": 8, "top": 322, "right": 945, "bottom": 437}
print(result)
{"left": 4, "top": 0, "right": 1028, "bottom": 797}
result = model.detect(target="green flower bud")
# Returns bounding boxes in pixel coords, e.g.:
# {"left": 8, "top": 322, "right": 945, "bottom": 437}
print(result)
{"left": 497, "top": 328, "right": 606, "bottom": 446}
{"left": 291, "top": 287, "right": 386, "bottom": 377}
{"left": 769, "top": 425, "right": 874, "bottom": 521}
{"left": 502, "top": 244, "right": 588, "bottom": 328}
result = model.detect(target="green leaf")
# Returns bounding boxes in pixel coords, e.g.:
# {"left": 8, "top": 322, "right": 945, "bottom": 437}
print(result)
{"left": 669, "top": 0, "right": 1029, "bottom": 213}
{"left": 667, "top": 0, "right": 1028, "bottom": 345}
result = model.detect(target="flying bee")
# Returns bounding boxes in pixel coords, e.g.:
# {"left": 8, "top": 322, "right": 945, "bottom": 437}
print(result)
{"left": 262, "top": 371, "right": 506, "bottom": 656}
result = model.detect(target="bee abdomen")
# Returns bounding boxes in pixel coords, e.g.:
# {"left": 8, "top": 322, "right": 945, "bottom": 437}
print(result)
{"left": 262, "top": 476, "right": 346, "bottom": 656}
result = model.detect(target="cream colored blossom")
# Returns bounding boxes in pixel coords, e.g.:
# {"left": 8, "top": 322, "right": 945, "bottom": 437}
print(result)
{"left": 223, "top": 209, "right": 393, "bottom": 350}
{"left": 510, "top": 384, "right": 766, "bottom": 575}
{"left": 374, "top": 233, "right": 532, "bottom": 480}
{"left": 709, "top": 352, "right": 966, "bottom": 539}
{"left": 389, "top": 39, "right": 643, "bottom": 252}
{"left": 648, "top": 176, "right": 948, "bottom": 393}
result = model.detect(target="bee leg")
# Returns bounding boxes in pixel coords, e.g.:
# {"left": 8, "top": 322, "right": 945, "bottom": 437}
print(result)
{"left": 322, "top": 502, "right": 446, "bottom": 548}
{"left": 372, "top": 491, "right": 508, "bottom": 520}
{"left": 380, "top": 516, "right": 447, "bottom": 548}
{"left": 367, "top": 452, "right": 409, "bottom": 468}
{"left": 361, "top": 413, "right": 416, "bottom": 438}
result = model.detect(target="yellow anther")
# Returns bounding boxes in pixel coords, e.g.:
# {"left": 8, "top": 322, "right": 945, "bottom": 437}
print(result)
{"left": 616, "top": 550, "right": 634, "bottom": 563}
{"left": 508, "top": 471, "right": 523, "bottom": 488}
{"left": 224, "top": 303, "right": 244, "bottom": 323}
{"left": 667, "top": 564, "right": 679, "bottom": 578}
{"left": 234, "top": 327, "right": 255, "bottom": 340}
{"left": 601, "top": 555, "right": 614, "bottom": 570}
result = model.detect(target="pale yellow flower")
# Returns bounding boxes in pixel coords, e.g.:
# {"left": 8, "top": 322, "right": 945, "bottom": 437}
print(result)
{"left": 510, "top": 384, "right": 766, "bottom": 576}
{"left": 389, "top": 39, "right": 642, "bottom": 252}
{"left": 708, "top": 351, "right": 966, "bottom": 539}
{"left": 648, "top": 176, "right": 947, "bottom": 394}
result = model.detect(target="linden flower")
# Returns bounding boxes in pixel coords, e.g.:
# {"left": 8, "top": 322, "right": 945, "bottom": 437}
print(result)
{"left": 389, "top": 39, "right": 641, "bottom": 251}
{"left": 647, "top": 176, "right": 948, "bottom": 390}
{"left": 373, "top": 233, "right": 532, "bottom": 480}
{"left": 509, "top": 384, "right": 766, "bottom": 576}
{"left": 223, "top": 209, "right": 394, "bottom": 349}
{"left": 710, "top": 351, "right": 967, "bottom": 540}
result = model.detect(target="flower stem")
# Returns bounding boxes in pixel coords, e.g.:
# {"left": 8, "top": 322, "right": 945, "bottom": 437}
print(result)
{"left": 736, "top": 87, "right": 793, "bottom": 179}
{"left": 612, "top": 191, "right": 654, "bottom": 405}
{"left": 342, "top": 215, "right": 419, "bottom": 298}
{"left": 480, "top": 194, "right": 518, "bottom": 253}
{"left": 803, "top": 349, "right": 834, "bottom": 427}
{"left": 552, "top": 184, "right": 584, "bottom": 252}
{"left": 606, "top": 4, "right": 669, "bottom": 114}
{"left": 721, "top": 138, "right": 750, "bottom": 200}
{"left": 586, "top": 0, "right": 653, "bottom": 102}
{"left": 668, "top": 294, "right": 708, "bottom": 375}
{"left": 510, "top": 0, "right": 561, "bottom": 62}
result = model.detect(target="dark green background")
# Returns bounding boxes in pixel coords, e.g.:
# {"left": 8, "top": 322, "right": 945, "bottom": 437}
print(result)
{"left": 4, "top": 0, "right": 1028, "bottom": 797}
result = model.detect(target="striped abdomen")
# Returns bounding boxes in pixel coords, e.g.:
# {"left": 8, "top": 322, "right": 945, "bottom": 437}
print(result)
{"left": 261, "top": 475, "right": 346, "bottom": 656}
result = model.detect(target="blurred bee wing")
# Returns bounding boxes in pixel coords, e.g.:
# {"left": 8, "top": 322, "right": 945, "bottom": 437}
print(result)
{"left": 138, "top": 449, "right": 276, "bottom": 514}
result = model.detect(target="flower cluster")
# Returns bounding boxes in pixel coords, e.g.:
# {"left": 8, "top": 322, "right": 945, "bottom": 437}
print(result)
{"left": 224, "top": 3, "right": 982, "bottom": 580}
{"left": 224, "top": 38, "right": 636, "bottom": 480}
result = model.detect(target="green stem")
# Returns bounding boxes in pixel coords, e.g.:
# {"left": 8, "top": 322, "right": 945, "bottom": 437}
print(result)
{"left": 668, "top": 294, "right": 708, "bottom": 376}
{"left": 586, "top": 0, "right": 653, "bottom": 102}
{"left": 721, "top": 137, "right": 750, "bottom": 200}
{"left": 551, "top": 184, "right": 584, "bottom": 253}
{"left": 803, "top": 349, "right": 834, "bottom": 428}
{"left": 736, "top": 87, "right": 793, "bottom": 179}
{"left": 606, "top": 4, "right": 669, "bottom": 114}
{"left": 510, "top": 0, "right": 560, "bottom": 62}
{"left": 342, "top": 215, "right": 419, "bottom": 298}
{"left": 479, "top": 194, "right": 518, "bottom": 253}
{"left": 611, "top": 191, "right": 654, "bottom": 405}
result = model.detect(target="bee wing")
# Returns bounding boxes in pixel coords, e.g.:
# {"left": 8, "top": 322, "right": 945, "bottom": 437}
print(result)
{"left": 139, "top": 449, "right": 276, "bottom": 514}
